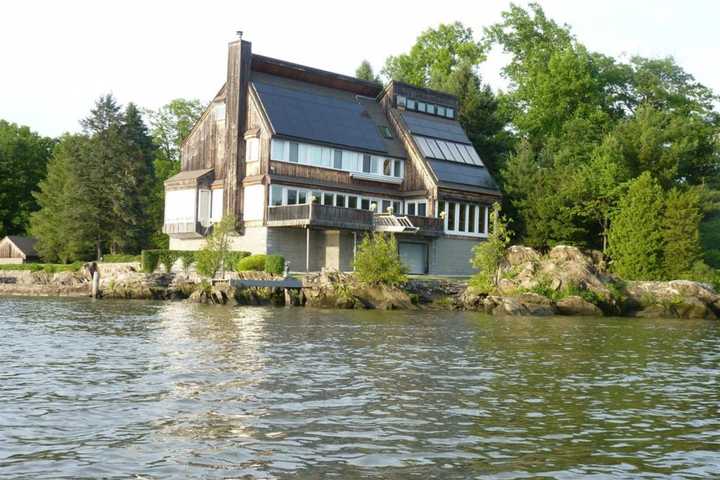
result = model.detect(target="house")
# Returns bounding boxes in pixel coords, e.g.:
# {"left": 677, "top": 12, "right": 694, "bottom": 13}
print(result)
{"left": 0, "top": 236, "right": 39, "bottom": 264}
{"left": 163, "top": 35, "right": 501, "bottom": 275}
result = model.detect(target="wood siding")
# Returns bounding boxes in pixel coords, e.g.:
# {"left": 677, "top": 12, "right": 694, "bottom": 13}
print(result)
{"left": 180, "top": 105, "right": 226, "bottom": 176}
{"left": 0, "top": 240, "right": 23, "bottom": 259}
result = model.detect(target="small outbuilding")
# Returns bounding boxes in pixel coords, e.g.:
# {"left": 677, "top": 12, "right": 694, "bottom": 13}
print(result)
{"left": 0, "top": 236, "right": 39, "bottom": 264}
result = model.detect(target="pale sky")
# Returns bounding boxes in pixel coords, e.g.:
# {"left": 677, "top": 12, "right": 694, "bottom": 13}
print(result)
{"left": 1, "top": 0, "right": 718, "bottom": 138}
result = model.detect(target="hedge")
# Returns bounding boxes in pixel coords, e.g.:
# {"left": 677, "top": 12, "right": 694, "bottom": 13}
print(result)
{"left": 102, "top": 254, "right": 141, "bottom": 263}
{"left": 236, "top": 254, "right": 267, "bottom": 272}
{"left": 265, "top": 255, "right": 285, "bottom": 275}
{"left": 0, "top": 262, "right": 83, "bottom": 272}
{"left": 141, "top": 249, "right": 197, "bottom": 273}
{"left": 225, "top": 251, "right": 251, "bottom": 272}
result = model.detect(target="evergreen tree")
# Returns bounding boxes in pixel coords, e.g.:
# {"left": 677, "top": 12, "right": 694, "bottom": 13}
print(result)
{"left": 662, "top": 188, "right": 703, "bottom": 279}
{"left": 608, "top": 172, "right": 665, "bottom": 280}
{"left": 355, "top": 60, "right": 379, "bottom": 83}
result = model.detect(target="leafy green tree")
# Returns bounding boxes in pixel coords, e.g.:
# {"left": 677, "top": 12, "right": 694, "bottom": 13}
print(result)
{"left": 608, "top": 172, "right": 665, "bottom": 280}
{"left": 196, "top": 216, "right": 236, "bottom": 278}
{"left": 470, "top": 203, "right": 512, "bottom": 293}
{"left": 0, "top": 120, "right": 54, "bottom": 237}
{"left": 355, "top": 60, "right": 379, "bottom": 83}
{"left": 662, "top": 188, "right": 704, "bottom": 279}
{"left": 30, "top": 135, "right": 94, "bottom": 262}
{"left": 353, "top": 233, "right": 408, "bottom": 286}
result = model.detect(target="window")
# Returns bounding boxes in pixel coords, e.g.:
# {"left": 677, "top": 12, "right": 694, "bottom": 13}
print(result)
{"left": 343, "top": 151, "right": 359, "bottom": 171}
{"left": 407, "top": 203, "right": 416, "bottom": 216}
{"left": 370, "top": 157, "right": 379, "bottom": 174}
{"left": 323, "top": 192, "right": 334, "bottom": 206}
{"left": 427, "top": 104, "right": 436, "bottom": 115}
{"left": 270, "top": 185, "right": 283, "bottom": 206}
{"left": 438, "top": 201, "right": 445, "bottom": 218}
{"left": 445, "top": 107, "right": 454, "bottom": 119}
{"left": 298, "top": 190, "right": 307, "bottom": 204}
{"left": 379, "top": 126, "right": 393, "bottom": 139}
{"left": 245, "top": 137, "right": 259, "bottom": 162}
{"left": 437, "top": 106, "right": 446, "bottom": 117}
{"left": 447, "top": 202, "right": 457, "bottom": 231}
{"left": 383, "top": 158, "right": 392, "bottom": 176}
{"left": 393, "top": 159, "right": 402, "bottom": 177}
{"left": 417, "top": 202, "right": 427, "bottom": 217}
{"left": 362, "top": 154, "right": 371, "bottom": 173}
{"left": 407, "top": 98, "right": 416, "bottom": 110}
{"left": 393, "top": 201, "right": 402, "bottom": 214}
{"left": 417, "top": 102, "right": 427, "bottom": 113}
{"left": 333, "top": 149, "right": 343, "bottom": 169}
{"left": 361, "top": 198, "right": 370, "bottom": 210}
{"left": 348, "top": 196, "right": 358, "bottom": 209}
{"left": 335, "top": 194, "right": 346, "bottom": 208}
{"left": 287, "top": 189, "right": 298, "bottom": 205}
{"left": 312, "top": 191, "right": 321, "bottom": 204}
{"left": 214, "top": 103, "right": 226, "bottom": 121}
{"left": 289, "top": 142, "right": 299, "bottom": 163}
{"left": 459, "top": 204, "right": 467, "bottom": 232}
{"left": 468, "top": 205, "right": 476, "bottom": 233}
{"left": 397, "top": 95, "right": 407, "bottom": 107}
{"left": 382, "top": 200, "right": 392, "bottom": 213}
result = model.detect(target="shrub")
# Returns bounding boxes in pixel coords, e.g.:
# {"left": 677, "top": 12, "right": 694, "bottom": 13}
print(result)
{"left": 353, "top": 233, "right": 408, "bottom": 286}
{"left": 236, "top": 254, "right": 267, "bottom": 272}
{"left": 470, "top": 202, "right": 512, "bottom": 293}
{"left": 265, "top": 255, "right": 285, "bottom": 275}
{"left": 178, "top": 251, "right": 196, "bottom": 274}
{"left": 141, "top": 249, "right": 161, "bottom": 273}
{"left": 196, "top": 216, "right": 236, "bottom": 278}
{"left": 0, "top": 263, "right": 82, "bottom": 272}
{"left": 225, "top": 251, "right": 251, "bottom": 272}
{"left": 196, "top": 250, "right": 222, "bottom": 277}
{"left": 159, "top": 251, "right": 177, "bottom": 273}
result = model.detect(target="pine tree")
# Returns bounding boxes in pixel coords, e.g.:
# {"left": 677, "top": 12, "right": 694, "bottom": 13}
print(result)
{"left": 662, "top": 188, "right": 703, "bottom": 279}
{"left": 355, "top": 60, "right": 379, "bottom": 83}
{"left": 608, "top": 172, "right": 665, "bottom": 280}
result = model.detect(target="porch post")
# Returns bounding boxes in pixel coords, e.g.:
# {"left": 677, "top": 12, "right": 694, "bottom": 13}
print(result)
{"left": 353, "top": 231, "right": 357, "bottom": 271}
{"left": 306, "top": 227, "right": 310, "bottom": 272}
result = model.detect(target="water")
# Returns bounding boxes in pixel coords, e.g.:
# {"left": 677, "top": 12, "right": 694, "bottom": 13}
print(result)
{"left": 1, "top": 297, "right": 719, "bottom": 479}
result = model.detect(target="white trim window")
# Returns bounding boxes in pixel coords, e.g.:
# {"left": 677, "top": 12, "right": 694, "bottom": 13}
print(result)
{"left": 246, "top": 137, "right": 260, "bottom": 162}
{"left": 270, "top": 138, "right": 404, "bottom": 183}
{"left": 438, "top": 200, "right": 489, "bottom": 237}
{"left": 269, "top": 184, "right": 400, "bottom": 213}
{"left": 405, "top": 199, "right": 428, "bottom": 217}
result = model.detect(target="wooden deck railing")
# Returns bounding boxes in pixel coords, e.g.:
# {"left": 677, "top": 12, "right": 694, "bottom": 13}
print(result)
{"left": 405, "top": 215, "right": 444, "bottom": 236}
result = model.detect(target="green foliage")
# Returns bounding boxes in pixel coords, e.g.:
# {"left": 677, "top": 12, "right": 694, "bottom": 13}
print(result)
{"left": 662, "top": 188, "right": 704, "bottom": 279}
{"left": 608, "top": 173, "right": 665, "bottom": 280}
{"left": 353, "top": 233, "right": 408, "bottom": 287}
{"left": 195, "top": 216, "right": 236, "bottom": 278}
{"left": 225, "top": 251, "right": 251, "bottom": 272}
{"left": 0, "top": 262, "right": 82, "bottom": 272}
{"left": 159, "top": 250, "right": 176, "bottom": 273}
{"left": 0, "top": 120, "right": 54, "bottom": 237}
{"left": 236, "top": 254, "right": 267, "bottom": 272}
{"left": 355, "top": 60, "right": 380, "bottom": 83}
{"left": 102, "top": 254, "right": 140, "bottom": 263}
{"left": 141, "top": 249, "right": 162, "bottom": 273}
{"left": 178, "top": 251, "right": 196, "bottom": 273}
{"left": 265, "top": 255, "right": 285, "bottom": 275}
{"left": 470, "top": 203, "right": 513, "bottom": 293}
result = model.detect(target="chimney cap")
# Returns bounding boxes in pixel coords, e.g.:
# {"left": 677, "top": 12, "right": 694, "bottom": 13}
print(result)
{"left": 236, "top": 30, "right": 243, "bottom": 39}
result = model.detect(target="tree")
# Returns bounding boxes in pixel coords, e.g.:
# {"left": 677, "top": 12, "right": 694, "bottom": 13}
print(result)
{"left": 0, "top": 120, "right": 54, "bottom": 237}
{"left": 470, "top": 202, "right": 512, "bottom": 293}
{"left": 30, "top": 135, "right": 94, "bottom": 262}
{"left": 608, "top": 172, "right": 665, "bottom": 280}
{"left": 196, "top": 216, "right": 236, "bottom": 278}
{"left": 355, "top": 60, "right": 379, "bottom": 83}
{"left": 662, "top": 188, "right": 704, "bottom": 279}
{"left": 353, "top": 233, "right": 408, "bottom": 286}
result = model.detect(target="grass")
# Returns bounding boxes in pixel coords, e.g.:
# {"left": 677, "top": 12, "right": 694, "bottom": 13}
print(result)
{"left": 0, "top": 262, "right": 83, "bottom": 272}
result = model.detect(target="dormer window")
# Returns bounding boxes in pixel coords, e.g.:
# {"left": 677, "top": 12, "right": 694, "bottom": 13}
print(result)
{"left": 379, "top": 126, "right": 393, "bottom": 139}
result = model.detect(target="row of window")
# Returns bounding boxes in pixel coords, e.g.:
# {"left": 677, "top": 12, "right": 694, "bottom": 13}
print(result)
{"left": 270, "top": 185, "right": 403, "bottom": 214}
{"left": 270, "top": 139, "right": 404, "bottom": 179}
{"left": 414, "top": 135, "right": 483, "bottom": 166}
{"left": 438, "top": 201, "right": 489, "bottom": 236}
{"left": 397, "top": 95, "right": 455, "bottom": 119}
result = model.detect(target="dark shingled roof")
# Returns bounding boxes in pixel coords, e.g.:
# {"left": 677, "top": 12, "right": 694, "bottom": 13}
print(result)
{"left": 5, "top": 236, "right": 38, "bottom": 257}
{"left": 252, "top": 73, "right": 389, "bottom": 154}
{"left": 400, "top": 110, "right": 471, "bottom": 144}
{"left": 428, "top": 160, "right": 499, "bottom": 192}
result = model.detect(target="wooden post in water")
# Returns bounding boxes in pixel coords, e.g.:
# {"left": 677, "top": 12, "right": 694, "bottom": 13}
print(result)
{"left": 91, "top": 265, "right": 100, "bottom": 298}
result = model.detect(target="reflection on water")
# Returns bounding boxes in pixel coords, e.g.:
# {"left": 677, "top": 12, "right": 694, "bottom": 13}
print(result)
{"left": 1, "top": 296, "right": 719, "bottom": 479}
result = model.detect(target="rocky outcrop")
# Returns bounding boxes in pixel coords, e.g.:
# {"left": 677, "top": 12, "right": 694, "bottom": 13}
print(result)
{"left": 302, "top": 270, "right": 415, "bottom": 310}
{"left": 484, "top": 292, "right": 557, "bottom": 316}
{"left": 624, "top": 280, "right": 719, "bottom": 319}
{"left": 557, "top": 296, "right": 603, "bottom": 316}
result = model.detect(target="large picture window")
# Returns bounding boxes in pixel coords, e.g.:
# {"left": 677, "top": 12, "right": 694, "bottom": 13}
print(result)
{"left": 438, "top": 200, "right": 489, "bottom": 237}
{"left": 268, "top": 184, "right": 401, "bottom": 214}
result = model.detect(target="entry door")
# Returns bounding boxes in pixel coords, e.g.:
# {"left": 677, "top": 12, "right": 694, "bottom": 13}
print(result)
{"left": 399, "top": 242, "right": 428, "bottom": 275}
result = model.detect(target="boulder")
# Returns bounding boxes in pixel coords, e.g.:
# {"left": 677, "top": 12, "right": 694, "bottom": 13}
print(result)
{"left": 626, "top": 280, "right": 720, "bottom": 319}
{"left": 487, "top": 292, "right": 557, "bottom": 317}
{"left": 556, "top": 296, "right": 603, "bottom": 316}
{"left": 505, "top": 246, "right": 541, "bottom": 266}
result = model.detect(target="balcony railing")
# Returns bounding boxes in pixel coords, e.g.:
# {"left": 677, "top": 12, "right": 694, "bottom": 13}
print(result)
{"left": 162, "top": 221, "right": 207, "bottom": 239}
{"left": 267, "top": 205, "right": 444, "bottom": 236}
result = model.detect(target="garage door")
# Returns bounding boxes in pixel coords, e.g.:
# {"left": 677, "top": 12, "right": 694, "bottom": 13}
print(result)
{"left": 399, "top": 242, "right": 428, "bottom": 274}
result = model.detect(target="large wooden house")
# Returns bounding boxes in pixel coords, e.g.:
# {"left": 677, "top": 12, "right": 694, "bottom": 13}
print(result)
{"left": 163, "top": 35, "right": 501, "bottom": 275}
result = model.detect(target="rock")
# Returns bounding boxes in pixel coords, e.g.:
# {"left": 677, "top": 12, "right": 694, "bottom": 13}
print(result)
{"left": 672, "top": 297, "right": 715, "bottom": 320}
{"left": 625, "top": 280, "right": 720, "bottom": 319}
{"left": 556, "top": 296, "right": 603, "bottom": 316}
{"left": 633, "top": 304, "right": 672, "bottom": 319}
{"left": 490, "top": 292, "right": 557, "bottom": 317}
{"left": 505, "top": 246, "right": 541, "bottom": 266}
{"left": 459, "top": 287, "right": 487, "bottom": 311}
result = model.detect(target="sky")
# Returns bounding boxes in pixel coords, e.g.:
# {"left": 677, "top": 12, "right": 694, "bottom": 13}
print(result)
{"left": 1, "top": 0, "right": 718, "bottom": 138}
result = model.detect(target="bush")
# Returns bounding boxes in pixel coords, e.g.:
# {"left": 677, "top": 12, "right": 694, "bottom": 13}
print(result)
{"left": 196, "top": 250, "right": 222, "bottom": 277}
{"left": 178, "top": 251, "right": 196, "bottom": 273}
{"left": 353, "top": 233, "right": 408, "bottom": 286}
{"left": 159, "top": 251, "right": 177, "bottom": 273}
{"left": 265, "top": 255, "right": 285, "bottom": 275}
{"left": 225, "top": 251, "right": 251, "bottom": 272}
{"left": 102, "top": 254, "right": 140, "bottom": 263}
{"left": 236, "top": 254, "right": 267, "bottom": 272}
{"left": 141, "top": 250, "right": 197, "bottom": 274}
{"left": 0, "top": 263, "right": 82, "bottom": 272}
{"left": 141, "top": 250, "right": 161, "bottom": 273}
{"left": 470, "top": 203, "right": 512, "bottom": 293}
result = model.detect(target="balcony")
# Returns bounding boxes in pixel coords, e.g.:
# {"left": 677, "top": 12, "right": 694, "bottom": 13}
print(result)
{"left": 267, "top": 205, "right": 444, "bottom": 236}
{"left": 162, "top": 221, "right": 208, "bottom": 239}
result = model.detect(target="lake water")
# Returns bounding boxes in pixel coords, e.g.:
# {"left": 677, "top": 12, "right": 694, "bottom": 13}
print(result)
{"left": 1, "top": 297, "right": 719, "bottom": 479}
